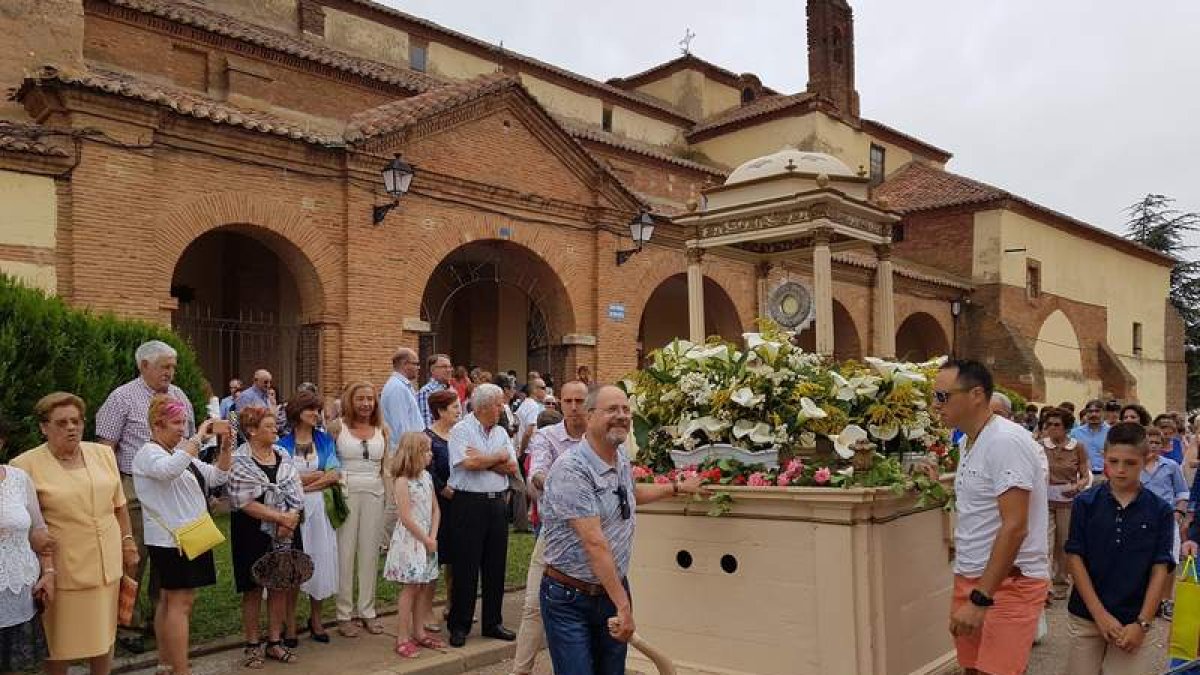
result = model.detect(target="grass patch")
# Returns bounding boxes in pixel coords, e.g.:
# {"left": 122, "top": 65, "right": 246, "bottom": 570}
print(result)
{"left": 178, "top": 514, "right": 534, "bottom": 644}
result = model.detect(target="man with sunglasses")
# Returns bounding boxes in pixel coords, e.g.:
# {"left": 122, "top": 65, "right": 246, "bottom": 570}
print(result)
{"left": 936, "top": 360, "right": 1049, "bottom": 675}
{"left": 538, "top": 385, "right": 705, "bottom": 674}
{"left": 1071, "top": 399, "right": 1111, "bottom": 480}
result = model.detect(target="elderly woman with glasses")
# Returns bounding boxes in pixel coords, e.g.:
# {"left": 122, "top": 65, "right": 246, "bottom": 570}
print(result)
{"left": 1039, "top": 407, "right": 1090, "bottom": 599}
{"left": 229, "top": 406, "right": 304, "bottom": 668}
{"left": 12, "top": 393, "right": 138, "bottom": 675}
{"left": 326, "top": 382, "right": 390, "bottom": 637}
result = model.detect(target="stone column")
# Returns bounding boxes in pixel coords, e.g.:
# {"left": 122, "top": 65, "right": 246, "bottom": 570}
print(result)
{"left": 812, "top": 229, "right": 834, "bottom": 355}
{"left": 874, "top": 244, "right": 896, "bottom": 358}
{"left": 756, "top": 261, "right": 773, "bottom": 319}
{"left": 686, "top": 247, "right": 705, "bottom": 343}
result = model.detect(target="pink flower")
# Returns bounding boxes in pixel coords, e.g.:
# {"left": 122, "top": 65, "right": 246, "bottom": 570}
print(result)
{"left": 785, "top": 458, "right": 804, "bottom": 474}
{"left": 814, "top": 467, "right": 832, "bottom": 485}
{"left": 776, "top": 474, "right": 791, "bottom": 486}
{"left": 654, "top": 475, "right": 671, "bottom": 485}
{"left": 632, "top": 465, "right": 652, "bottom": 481}
{"left": 747, "top": 472, "right": 770, "bottom": 487}
{"left": 680, "top": 469, "right": 699, "bottom": 481}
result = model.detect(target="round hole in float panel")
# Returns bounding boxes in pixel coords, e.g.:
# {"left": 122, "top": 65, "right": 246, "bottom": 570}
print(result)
{"left": 676, "top": 550, "right": 693, "bottom": 569}
{"left": 720, "top": 554, "right": 738, "bottom": 574}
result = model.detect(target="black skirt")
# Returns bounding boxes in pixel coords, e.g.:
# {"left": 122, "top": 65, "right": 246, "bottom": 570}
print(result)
{"left": 436, "top": 494, "right": 454, "bottom": 566}
{"left": 230, "top": 510, "right": 304, "bottom": 594}
{"left": 148, "top": 545, "right": 217, "bottom": 590}
{"left": 0, "top": 611, "right": 47, "bottom": 672}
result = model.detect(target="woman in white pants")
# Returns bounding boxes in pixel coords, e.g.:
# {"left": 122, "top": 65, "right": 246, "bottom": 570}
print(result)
{"left": 328, "top": 382, "right": 390, "bottom": 637}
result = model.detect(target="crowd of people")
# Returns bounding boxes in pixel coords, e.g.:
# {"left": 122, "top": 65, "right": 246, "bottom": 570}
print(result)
{"left": 942, "top": 360, "right": 1200, "bottom": 675}
{"left": 0, "top": 339, "right": 652, "bottom": 675}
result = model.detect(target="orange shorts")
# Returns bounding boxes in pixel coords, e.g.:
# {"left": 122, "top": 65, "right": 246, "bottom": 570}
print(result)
{"left": 951, "top": 573, "right": 1049, "bottom": 675}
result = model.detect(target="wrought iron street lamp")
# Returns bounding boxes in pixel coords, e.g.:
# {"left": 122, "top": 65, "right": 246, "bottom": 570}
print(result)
{"left": 372, "top": 153, "right": 415, "bottom": 225}
{"left": 615, "top": 211, "right": 655, "bottom": 265}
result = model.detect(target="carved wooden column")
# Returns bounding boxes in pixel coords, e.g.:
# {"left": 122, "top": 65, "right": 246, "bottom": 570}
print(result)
{"left": 812, "top": 229, "right": 834, "bottom": 355}
{"left": 874, "top": 244, "right": 896, "bottom": 358}
{"left": 687, "top": 247, "right": 705, "bottom": 343}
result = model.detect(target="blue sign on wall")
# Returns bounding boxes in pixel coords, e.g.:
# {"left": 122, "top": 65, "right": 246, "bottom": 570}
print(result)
{"left": 607, "top": 303, "right": 626, "bottom": 321}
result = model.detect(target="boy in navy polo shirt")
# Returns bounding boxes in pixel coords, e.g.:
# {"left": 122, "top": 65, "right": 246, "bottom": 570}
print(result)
{"left": 1065, "top": 422, "right": 1175, "bottom": 674}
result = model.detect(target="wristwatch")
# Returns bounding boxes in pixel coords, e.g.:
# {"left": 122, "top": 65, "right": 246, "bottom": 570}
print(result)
{"left": 1136, "top": 617, "right": 1153, "bottom": 631}
{"left": 969, "top": 589, "right": 994, "bottom": 608}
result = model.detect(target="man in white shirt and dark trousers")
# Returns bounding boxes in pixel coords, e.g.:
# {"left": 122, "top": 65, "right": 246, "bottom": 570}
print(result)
{"left": 511, "top": 378, "right": 546, "bottom": 533}
{"left": 447, "top": 383, "right": 520, "bottom": 647}
{"left": 935, "top": 359, "right": 1050, "bottom": 675}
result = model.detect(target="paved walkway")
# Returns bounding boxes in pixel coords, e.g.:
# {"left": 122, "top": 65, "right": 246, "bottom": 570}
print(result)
{"left": 84, "top": 590, "right": 1176, "bottom": 674}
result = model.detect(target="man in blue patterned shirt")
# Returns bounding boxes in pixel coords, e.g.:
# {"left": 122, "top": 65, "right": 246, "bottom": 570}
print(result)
{"left": 417, "top": 353, "right": 451, "bottom": 426}
{"left": 539, "top": 385, "right": 704, "bottom": 674}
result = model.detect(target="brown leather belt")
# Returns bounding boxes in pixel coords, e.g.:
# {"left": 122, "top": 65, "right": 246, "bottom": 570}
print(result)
{"left": 544, "top": 565, "right": 608, "bottom": 597}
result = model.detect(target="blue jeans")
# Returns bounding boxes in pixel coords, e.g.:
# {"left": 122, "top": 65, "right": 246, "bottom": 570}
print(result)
{"left": 540, "top": 576, "right": 629, "bottom": 675}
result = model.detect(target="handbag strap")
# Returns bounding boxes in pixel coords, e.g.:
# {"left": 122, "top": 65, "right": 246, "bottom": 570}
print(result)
{"left": 1182, "top": 555, "right": 1198, "bottom": 582}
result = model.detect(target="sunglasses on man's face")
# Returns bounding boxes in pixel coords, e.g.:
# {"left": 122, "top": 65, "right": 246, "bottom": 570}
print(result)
{"left": 613, "top": 484, "right": 631, "bottom": 520}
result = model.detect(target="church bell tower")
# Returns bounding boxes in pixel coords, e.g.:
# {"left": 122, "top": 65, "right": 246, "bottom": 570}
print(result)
{"left": 805, "top": 0, "right": 860, "bottom": 118}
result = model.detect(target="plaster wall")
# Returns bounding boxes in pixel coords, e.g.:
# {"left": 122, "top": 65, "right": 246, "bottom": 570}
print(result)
{"left": 519, "top": 73, "right": 604, "bottom": 125}
{"left": 703, "top": 77, "right": 742, "bottom": 118}
{"left": 426, "top": 42, "right": 495, "bottom": 80}
{"left": 998, "top": 209, "right": 1170, "bottom": 410}
{"left": 1035, "top": 309, "right": 1096, "bottom": 407}
{"left": 694, "top": 115, "right": 819, "bottom": 168}
{"left": 193, "top": 0, "right": 297, "bottom": 33}
{"left": 0, "top": 170, "right": 57, "bottom": 248}
{"left": 0, "top": 261, "right": 56, "bottom": 294}
{"left": 323, "top": 6, "right": 408, "bottom": 67}
{"left": 610, "top": 107, "right": 684, "bottom": 147}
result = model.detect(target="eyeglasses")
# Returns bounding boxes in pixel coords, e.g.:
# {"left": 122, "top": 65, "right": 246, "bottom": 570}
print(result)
{"left": 360, "top": 439, "right": 370, "bottom": 461}
{"left": 1084, "top": 408, "right": 1102, "bottom": 414}
{"left": 933, "top": 389, "right": 966, "bottom": 404}
{"left": 1043, "top": 421, "right": 1063, "bottom": 427}
{"left": 613, "top": 484, "right": 631, "bottom": 520}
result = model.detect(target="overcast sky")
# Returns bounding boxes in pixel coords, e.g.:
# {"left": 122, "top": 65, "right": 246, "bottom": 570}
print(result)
{"left": 384, "top": 0, "right": 1200, "bottom": 259}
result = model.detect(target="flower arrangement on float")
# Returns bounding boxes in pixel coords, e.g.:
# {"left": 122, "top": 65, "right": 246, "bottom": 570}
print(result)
{"left": 622, "top": 321, "right": 955, "bottom": 514}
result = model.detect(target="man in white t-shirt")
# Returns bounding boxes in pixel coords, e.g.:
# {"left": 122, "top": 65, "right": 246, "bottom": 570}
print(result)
{"left": 935, "top": 359, "right": 1049, "bottom": 675}
{"left": 510, "top": 378, "right": 546, "bottom": 533}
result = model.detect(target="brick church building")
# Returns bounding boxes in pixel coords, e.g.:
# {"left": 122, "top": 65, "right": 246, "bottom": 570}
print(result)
{"left": 0, "top": 0, "right": 1185, "bottom": 411}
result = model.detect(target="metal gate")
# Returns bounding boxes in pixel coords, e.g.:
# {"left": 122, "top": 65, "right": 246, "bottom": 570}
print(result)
{"left": 173, "top": 304, "right": 321, "bottom": 395}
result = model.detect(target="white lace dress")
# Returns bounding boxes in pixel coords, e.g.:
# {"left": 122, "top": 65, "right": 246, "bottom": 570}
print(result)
{"left": 0, "top": 466, "right": 46, "bottom": 628}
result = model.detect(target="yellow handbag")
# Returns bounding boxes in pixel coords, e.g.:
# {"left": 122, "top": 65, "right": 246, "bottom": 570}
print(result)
{"left": 171, "top": 512, "right": 226, "bottom": 560}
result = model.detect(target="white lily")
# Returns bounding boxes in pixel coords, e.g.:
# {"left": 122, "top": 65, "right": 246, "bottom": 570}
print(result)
{"left": 732, "top": 419, "right": 756, "bottom": 439}
{"left": 685, "top": 344, "right": 730, "bottom": 362}
{"left": 893, "top": 369, "right": 927, "bottom": 386}
{"left": 798, "top": 397, "right": 827, "bottom": 419}
{"left": 864, "top": 356, "right": 899, "bottom": 380}
{"left": 744, "top": 332, "right": 784, "bottom": 362}
{"left": 830, "top": 371, "right": 855, "bottom": 401}
{"left": 748, "top": 422, "right": 775, "bottom": 444}
{"left": 837, "top": 466, "right": 855, "bottom": 478}
{"left": 832, "top": 424, "right": 868, "bottom": 458}
{"left": 680, "top": 416, "right": 729, "bottom": 440}
{"left": 869, "top": 422, "right": 900, "bottom": 441}
{"left": 731, "top": 386, "right": 764, "bottom": 408}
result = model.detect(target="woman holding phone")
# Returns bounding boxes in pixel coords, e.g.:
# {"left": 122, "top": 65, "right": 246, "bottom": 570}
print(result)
{"left": 132, "top": 396, "right": 231, "bottom": 675}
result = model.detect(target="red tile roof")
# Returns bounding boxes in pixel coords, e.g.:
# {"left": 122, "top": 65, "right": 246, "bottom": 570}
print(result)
{"left": 0, "top": 122, "right": 70, "bottom": 157}
{"left": 554, "top": 116, "right": 728, "bottom": 176}
{"left": 345, "top": 72, "right": 516, "bottom": 140}
{"left": 688, "top": 92, "right": 818, "bottom": 138}
{"left": 875, "top": 161, "right": 1175, "bottom": 266}
{"left": 18, "top": 65, "right": 345, "bottom": 145}
{"left": 105, "top": 0, "right": 439, "bottom": 93}
{"left": 609, "top": 53, "right": 778, "bottom": 95}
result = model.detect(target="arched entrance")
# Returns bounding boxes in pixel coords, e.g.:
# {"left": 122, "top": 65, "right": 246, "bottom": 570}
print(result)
{"left": 1035, "top": 310, "right": 1090, "bottom": 405}
{"left": 420, "top": 240, "right": 573, "bottom": 386}
{"left": 795, "top": 299, "right": 862, "bottom": 360}
{"left": 895, "top": 312, "right": 950, "bottom": 362}
{"left": 638, "top": 274, "right": 741, "bottom": 361}
{"left": 169, "top": 225, "right": 325, "bottom": 397}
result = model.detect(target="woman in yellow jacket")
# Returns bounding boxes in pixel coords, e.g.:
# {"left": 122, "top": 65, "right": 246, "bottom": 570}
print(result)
{"left": 12, "top": 392, "right": 139, "bottom": 675}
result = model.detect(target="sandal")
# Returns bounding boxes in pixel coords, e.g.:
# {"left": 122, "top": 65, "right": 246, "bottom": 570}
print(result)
{"left": 360, "top": 618, "right": 385, "bottom": 635}
{"left": 338, "top": 621, "right": 360, "bottom": 638}
{"left": 394, "top": 639, "right": 421, "bottom": 659}
{"left": 415, "top": 634, "right": 446, "bottom": 649}
{"left": 264, "top": 640, "right": 298, "bottom": 664}
{"left": 241, "top": 643, "right": 265, "bottom": 670}
{"left": 283, "top": 636, "right": 300, "bottom": 649}
{"left": 309, "top": 617, "right": 330, "bottom": 643}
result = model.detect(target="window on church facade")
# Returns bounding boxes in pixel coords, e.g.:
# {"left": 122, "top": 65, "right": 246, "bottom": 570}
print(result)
{"left": 832, "top": 27, "right": 845, "bottom": 65}
{"left": 742, "top": 88, "right": 756, "bottom": 104}
{"left": 602, "top": 104, "right": 613, "bottom": 132}
{"left": 1026, "top": 259, "right": 1042, "bottom": 299}
{"left": 409, "top": 39, "right": 428, "bottom": 72}
{"left": 1133, "top": 322, "right": 1143, "bottom": 356}
{"left": 869, "top": 144, "right": 885, "bottom": 186}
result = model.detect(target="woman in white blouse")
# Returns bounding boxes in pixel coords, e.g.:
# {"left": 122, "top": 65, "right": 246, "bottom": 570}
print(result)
{"left": 0, "top": 453, "right": 55, "bottom": 675}
{"left": 132, "top": 395, "right": 229, "bottom": 675}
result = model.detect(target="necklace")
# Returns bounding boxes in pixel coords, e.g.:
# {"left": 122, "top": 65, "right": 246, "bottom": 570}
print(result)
{"left": 50, "top": 444, "right": 82, "bottom": 465}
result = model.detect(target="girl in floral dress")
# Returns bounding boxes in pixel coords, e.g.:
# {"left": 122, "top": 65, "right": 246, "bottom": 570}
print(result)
{"left": 383, "top": 432, "right": 441, "bottom": 658}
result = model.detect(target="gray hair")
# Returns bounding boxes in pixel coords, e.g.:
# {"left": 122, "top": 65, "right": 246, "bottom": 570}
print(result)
{"left": 471, "top": 383, "right": 504, "bottom": 410}
{"left": 135, "top": 340, "right": 177, "bottom": 366}
{"left": 990, "top": 392, "right": 1013, "bottom": 415}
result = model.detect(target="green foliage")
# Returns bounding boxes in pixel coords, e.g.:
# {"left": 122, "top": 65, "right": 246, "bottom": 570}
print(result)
{"left": 1124, "top": 194, "right": 1200, "bottom": 408}
{"left": 994, "top": 384, "right": 1027, "bottom": 413}
{"left": 0, "top": 275, "right": 206, "bottom": 459}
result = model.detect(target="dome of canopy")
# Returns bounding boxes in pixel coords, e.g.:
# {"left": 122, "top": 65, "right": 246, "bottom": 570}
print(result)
{"left": 725, "top": 147, "right": 855, "bottom": 185}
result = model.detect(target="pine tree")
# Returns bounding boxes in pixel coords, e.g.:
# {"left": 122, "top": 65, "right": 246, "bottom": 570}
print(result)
{"left": 1125, "top": 194, "right": 1200, "bottom": 408}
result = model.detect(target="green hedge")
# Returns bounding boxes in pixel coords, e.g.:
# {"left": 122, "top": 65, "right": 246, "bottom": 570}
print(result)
{"left": 0, "top": 275, "right": 206, "bottom": 460}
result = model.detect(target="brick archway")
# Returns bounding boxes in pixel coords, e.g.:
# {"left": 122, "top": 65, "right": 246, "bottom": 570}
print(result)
{"left": 896, "top": 311, "right": 951, "bottom": 361}
{"left": 626, "top": 248, "right": 748, "bottom": 342}
{"left": 155, "top": 192, "right": 343, "bottom": 323}
{"left": 638, "top": 273, "right": 743, "bottom": 354}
